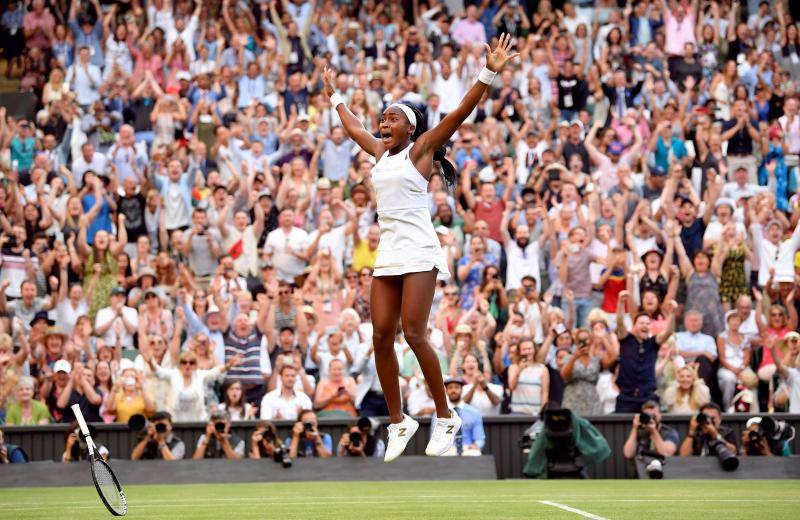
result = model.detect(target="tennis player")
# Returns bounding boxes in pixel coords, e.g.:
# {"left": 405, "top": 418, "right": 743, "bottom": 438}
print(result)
{"left": 322, "top": 34, "right": 519, "bottom": 462}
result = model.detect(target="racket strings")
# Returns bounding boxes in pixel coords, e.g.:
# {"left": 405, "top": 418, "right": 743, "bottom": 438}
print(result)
{"left": 94, "top": 460, "right": 123, "bottom": 511}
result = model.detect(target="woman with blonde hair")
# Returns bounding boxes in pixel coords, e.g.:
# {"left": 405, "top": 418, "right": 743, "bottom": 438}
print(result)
{"left": 508, "top": 337, "right": 548, "bottom": 416}
{"left": 4, "top": 376, "right": 51, "bottom": 425}
{"left": 662, "top": 365, "right": 711, "bottom": 414}
{"left": 448, "top": 324, "right": 491, "bottom": 381}
{"left": 717, "top": 310, "right": 753, "bottom": 411}
{"left": 42, "top": 68, "right": 70, "bottom": 106}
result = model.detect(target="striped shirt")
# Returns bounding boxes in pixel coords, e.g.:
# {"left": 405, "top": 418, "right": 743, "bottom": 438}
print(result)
{"left": 224, "top": 330, "right": 272, "bottom": 387}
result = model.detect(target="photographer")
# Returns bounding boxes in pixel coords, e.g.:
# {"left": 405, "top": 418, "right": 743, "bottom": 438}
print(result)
{"left": 623, "top": 401, "right": 678, "bottom": 477}
{"left": 623, "top": 401, "right": 679, "bottom": 459}
{"left": 130, "top": 412, "right": 185, "bottom": 461}
{"left": 337, "top": 416, "right": 385, "bottom": 458}
{"left": 249, "top": 420, "right": 292, "bottom": 467}
{"left": 679, "top": 403, "right": 737, "bottom": 457}
{"left": 740, "top": 417, "right": 793, "bottom": 457}
{"left": 287, "top": 409, "right": 332, "bottom": 458}
{"left": 0, "top": 428, "right": 29, "bottom": 464}
{"left": 192, "top": 411, "right": 245, "bottom": 460}
{"left": 62, "top": 420, "right": 109, "bottom": 462}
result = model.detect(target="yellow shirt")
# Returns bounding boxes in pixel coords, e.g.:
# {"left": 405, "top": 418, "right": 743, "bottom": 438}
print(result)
{"left": 114, "top": 394, "right": 146, "bottom": 424}
{"left": 352, "top": 239, "right": 377, "bottom": 272}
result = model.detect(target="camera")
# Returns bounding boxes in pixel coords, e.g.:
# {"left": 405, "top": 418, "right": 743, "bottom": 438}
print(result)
{"left": 746, "top": 416, "right": 796, "bottom": 455}
{"left": 696, "top": 412, "right": 711, "bottom": 427}
{"left": 215, "top": 421, "right": 226, "bottom": 433}
{"left": 639, "top": 412, "right": 654, "bottom": 427}
{"left": 303, "top": 422, "right": 314, "bottom": 434}
{"left": 746, "top": 429, "right": 764, "bottom": 454}
{"left": 273, "top": 447, "right": 293, "bottom": 468}
{"left": 155, "top": 422, "right": 167, "bottom": 434}
{"left": 349, "top": 432, "right": 362, "bottom": 447}
{"left": 708, "top": 439, "right": 739, "bottom": 471}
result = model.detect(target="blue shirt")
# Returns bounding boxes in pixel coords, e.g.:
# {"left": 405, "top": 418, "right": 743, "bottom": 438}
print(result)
{"left": 675, "top": 331, "right": 717, "bottom": 359}
{"left": 617, "top": 334, "right": 658, "bottom": 399}
{"left": 454, "top": 404, "right": 485, "bottom": 451}
{"left": 81, "top": 193, "right": 112, "bottom": 245}
{"left": 284, "top": 433, "right": 333, "bottom": 457}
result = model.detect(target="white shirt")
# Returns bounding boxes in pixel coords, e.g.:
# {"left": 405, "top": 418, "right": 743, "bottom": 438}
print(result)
{"left": 71, "top": 153, "right": 108, "bottom": 186}
{"left": 259, "top": 389, "right": 312, "bottom": 421}
{"left": 94, "top": 306, "right": 139, "bottom": 349}
{"left": 787, "top": 368, "right": 800, "bottom": 414}
{"left": 56, "top": 298, "right": 88, "bottom": 337}
{"left": 750, "top": 222, "right": 800, "bottom": 286}
{"left": 462, "top": 382, "right": 502, "bottom": 416}
{"left": 266, "top": 227, "right": 310, "bottom": 283}
{"left": 153, "top": 364, "right": 223, "bottom": 422}
{"left": 505, "top": 240, "right": 541, "bottom": 291}
{"left": 65, "top": 62, "right": 102, "bottom": 106}
{"left": 675, "top": 331, "right": 717, "bottom": 359}
{"left": 307, "top": 225, "right": 347, "bottom": 272}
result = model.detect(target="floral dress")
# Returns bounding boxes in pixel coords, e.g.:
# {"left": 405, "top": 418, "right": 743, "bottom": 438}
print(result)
{"left": 719, "top": 245, "right": 747, "bottom": 305}
{"left": 84, "top": 250, "right": 118, "bottom": 321}
{"left": 561, "top": 355, "right": 603, "bottom": 416}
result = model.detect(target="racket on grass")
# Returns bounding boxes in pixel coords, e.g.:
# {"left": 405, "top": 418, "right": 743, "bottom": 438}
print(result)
{"left": 71, "top": 403, "right": 127, "bottom": 516}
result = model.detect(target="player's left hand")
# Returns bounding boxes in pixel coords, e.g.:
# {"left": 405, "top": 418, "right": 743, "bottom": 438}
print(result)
{"left": 485, "top": 33, "right": 520, "bottom": 73}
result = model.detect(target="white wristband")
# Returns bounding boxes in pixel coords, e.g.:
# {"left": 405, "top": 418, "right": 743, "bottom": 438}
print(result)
{"left": 477, "top": 67, "right": 497, "bottom": 85}
{"left": 330, "top": 92, "right": 345, "bottom": 109}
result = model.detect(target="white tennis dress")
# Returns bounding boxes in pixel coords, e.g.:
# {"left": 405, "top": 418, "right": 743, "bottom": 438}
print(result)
{"left": 370, "top": 143, "right": 450, "bottom": 281}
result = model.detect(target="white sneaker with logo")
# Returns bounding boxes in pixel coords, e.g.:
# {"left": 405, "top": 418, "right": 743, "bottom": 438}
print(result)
{"left": 384, "top": 414, "right": 419, "bottom": 463}
{"left": 425, "top": 409, "right": 462, "bottom": 456}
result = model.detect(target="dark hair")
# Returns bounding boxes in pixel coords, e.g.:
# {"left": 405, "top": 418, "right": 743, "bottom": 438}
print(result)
{"left": 404, "top": 104, "right": 457, "bottom": 190}
{"left": 151, "top": 411, "right": 172, "bottom": 423}
{"left": 700, "top": 402, "right": 722, "bottom": 414}
{"left": 221, "top": 380, "right": 246, "bottom": 411}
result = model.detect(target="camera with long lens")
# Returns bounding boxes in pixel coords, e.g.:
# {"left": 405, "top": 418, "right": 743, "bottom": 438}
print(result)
{"left": 696, "top": 412, "right": 711, "bottom": 427}
{"left": 747, "top": 416, "right": 796, "bottom": 455}
{"left": 708, "top": 439, "right": 739, "bottom": 471}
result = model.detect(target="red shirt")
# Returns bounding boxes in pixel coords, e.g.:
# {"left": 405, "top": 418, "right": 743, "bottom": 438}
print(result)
{"left": 473, "top": 198, "right": 504, "bottom": 243}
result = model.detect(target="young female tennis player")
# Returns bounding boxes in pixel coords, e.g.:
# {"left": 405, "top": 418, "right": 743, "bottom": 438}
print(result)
{"left": 322, "top": 34, "right": 519, "bottom": 462}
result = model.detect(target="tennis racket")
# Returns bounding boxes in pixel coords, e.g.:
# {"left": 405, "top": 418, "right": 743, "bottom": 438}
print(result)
{"left": 71, "top": 404, "right": 127, "bottom": 516}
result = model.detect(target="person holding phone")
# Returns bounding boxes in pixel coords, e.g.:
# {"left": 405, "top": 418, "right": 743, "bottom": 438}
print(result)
{"left": 313, "top": 358, "right": 357, "bottom": 418}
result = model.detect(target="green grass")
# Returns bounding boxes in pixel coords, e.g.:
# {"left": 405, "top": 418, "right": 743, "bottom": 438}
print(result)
{"left": 1, "top": 480, "right": 798, "bottom": 519}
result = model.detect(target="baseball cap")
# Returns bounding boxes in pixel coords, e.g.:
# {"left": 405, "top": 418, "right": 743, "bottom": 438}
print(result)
{"left": 258, "top": 188, "right": 272, "bottom": 199}
{"left": 297, "top": 113, "right": 310, "bottom": 122}
{"left": 478, "top": 166, "right": 497, "bottom": 183}
{"left": 29, "top": 310, "right": 54, "bottom": 327}
{"left": 650, "top": 166, "right": 667, "bottom": 177}
{"left": 176, "top": 71, "right": 191, "bottom": 82}
{"left": 714, "top": 197, "right": 735, "bottom": 210}
{"left": 317, "top": 178, "right": 332, "bottom": 190}
{"left": 54, "top": 359, "right": 72, "bottom": 374}
{"left": 111, "top": 287, "right": 127, "bottom": 297}
{"left": 608, "top": 141, "right": 624, "bottom": 155}
{"left": 570, "top": 119, "right": 584, "bottom": 130}
{"left": 444, "top": 376, "right": 466, "bottom": 386}
{"left": 558, "top": 120, "right": 570, "bottom": 128}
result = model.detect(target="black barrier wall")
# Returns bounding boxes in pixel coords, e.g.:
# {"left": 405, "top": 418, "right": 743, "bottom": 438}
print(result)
{"left": 4, "top": 414, "right": 799, "bottom": 479}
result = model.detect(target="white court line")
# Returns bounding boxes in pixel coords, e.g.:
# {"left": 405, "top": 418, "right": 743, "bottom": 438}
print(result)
{"left": 539, "top": 500, "right": 608, "bottom": 520}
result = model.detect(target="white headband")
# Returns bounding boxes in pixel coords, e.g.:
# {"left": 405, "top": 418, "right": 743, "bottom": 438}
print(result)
{"left": 387, "top": 103, "right": 417, "bottom": 128}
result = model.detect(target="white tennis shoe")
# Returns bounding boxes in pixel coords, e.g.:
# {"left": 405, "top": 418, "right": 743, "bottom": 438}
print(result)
{"left": 425, "top": 409, "right": 462, "bottom": 456}
{"left": 384, "top": 414, "right": 419, "bottom": 463}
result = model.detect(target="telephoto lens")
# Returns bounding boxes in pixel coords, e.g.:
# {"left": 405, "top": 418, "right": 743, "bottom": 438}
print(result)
{"left": 710, "top": 440, "right": 739, "bottom": 471}
{"left": 155, "top": 423, "right": 167, "bottom": 434}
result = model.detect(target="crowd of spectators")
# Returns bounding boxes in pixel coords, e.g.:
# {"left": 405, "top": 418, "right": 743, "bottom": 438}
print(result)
{"left": 0, "top": 0, "right": 799, "bottom": 464}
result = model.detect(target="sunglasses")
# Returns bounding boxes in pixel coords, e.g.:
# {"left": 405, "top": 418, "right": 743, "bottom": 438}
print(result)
{"left": 180, "top": 360, "right": 197, "bottom": 366}
{"left": 145, "top": 294, "right": 157, "bottom": 300}
{"left": 444, "top": 291, "right": 458, "bottom": 296}
{"left": 278, "top": 291, "right": 290, "bottom": 296}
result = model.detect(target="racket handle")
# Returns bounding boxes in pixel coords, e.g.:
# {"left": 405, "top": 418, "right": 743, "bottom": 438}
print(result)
{"left": 72, "top": 404, "right": 90, "bottom": 436}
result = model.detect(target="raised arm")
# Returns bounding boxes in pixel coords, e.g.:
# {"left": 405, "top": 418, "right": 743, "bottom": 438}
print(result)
{"left": 321, "top": 68, "right": 383, "bottom": 158}
{"left": 414, "top": 34, "right": 519, "bottom": 159}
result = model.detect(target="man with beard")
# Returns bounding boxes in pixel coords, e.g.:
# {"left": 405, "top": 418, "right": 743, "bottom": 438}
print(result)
{"left": 432, "top": 202, "right": 464, "bottom": 250}
{"left": 501, "top": 203, "right": 550, "bottom": 291}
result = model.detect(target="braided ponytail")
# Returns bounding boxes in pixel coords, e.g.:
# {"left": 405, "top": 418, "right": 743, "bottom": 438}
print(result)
{"left": 406, "top": 104, "right": 457, "bottom": 191}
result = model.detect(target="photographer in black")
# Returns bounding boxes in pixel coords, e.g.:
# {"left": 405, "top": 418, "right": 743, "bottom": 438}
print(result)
{"left": 622, "top": 401, "right": 679, "bottom": 478}
{"left": 740, "top": 416, "right": 794, "bottom": 457}
{"left": 130, "top": 412, "right": 185, "bottom": 460}
{"left": 192, "top": 411, "right": 245, "bottom": 460}
{"left": 287, "top": 409, "right": 332, "bottom": 458}
{"left": 679, "top": 403, "right": 738, "bottom": 465}
{"left": 249, "top": 420, "right": 292, "bottom": 467}
{"left": 337, "top": 417, "right": 385, "bottom": 458}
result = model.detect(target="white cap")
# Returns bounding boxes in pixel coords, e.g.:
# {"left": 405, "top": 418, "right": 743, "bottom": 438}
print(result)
{"left": 745, "top": 417, "right": 762, "bottom": 429}
{"left": 478, "top": 166, "right": 497, "bottom": 183}
{"left": 207, "top": 304, "right": 221, "bottom": 314}
{"left": 119, "top": 358, "right": 135, "bottom": 372}
{"left": 54, "top": 359, "right": 71, "bottom": 374}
